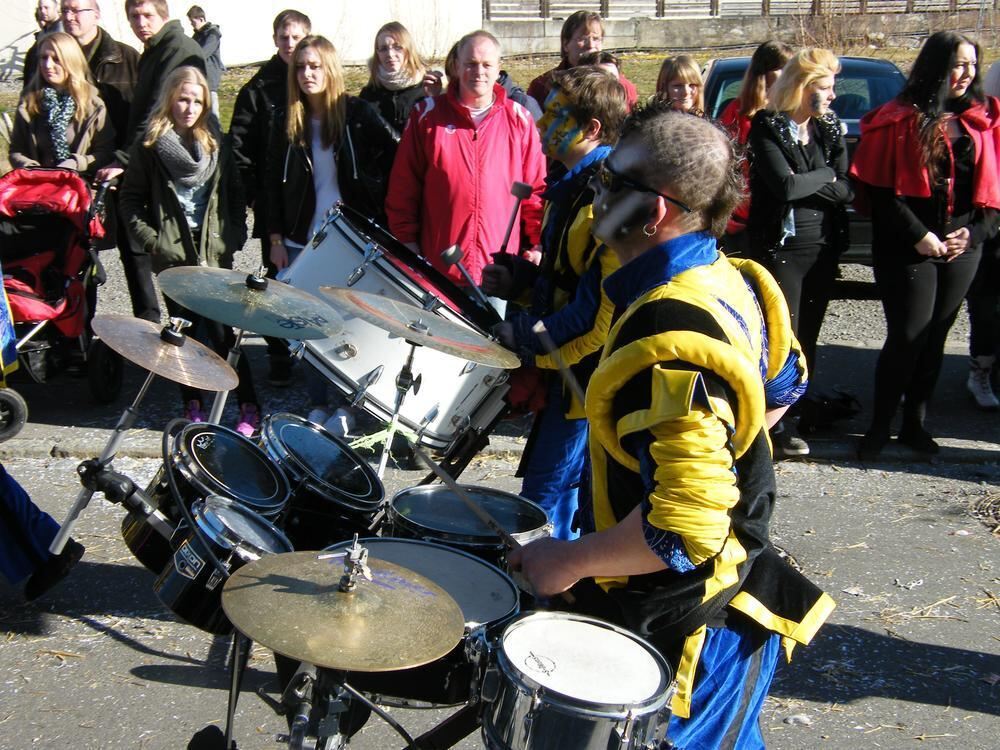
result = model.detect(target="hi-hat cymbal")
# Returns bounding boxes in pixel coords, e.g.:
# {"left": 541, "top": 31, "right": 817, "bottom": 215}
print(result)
{"left": 92, "top": 315, "right": 238, "bottom": 391}
{"left": 221, "top": 551, "right": 465, "bottom": 672}
{"left": 318, "top": 286, "right": 520, "bottom": 369}
{"left": 158, "top": 267, "right": 342, "bottom": 340}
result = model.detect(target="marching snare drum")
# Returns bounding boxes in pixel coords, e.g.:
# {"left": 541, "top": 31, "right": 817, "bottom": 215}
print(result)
{"left": 324, "top": 538, "right": 520, "bottom": 708}
{"left": 122, "top": 423, "right": 290, "bottom": 573}
{"left": 259, "top": 413, "right": 383, "bottom": 550}
{"left": 282, "top": 205, "right": 509, "bottom": 451}
{"left": 153, "top": 495, "right": 293, "bottom": 635}
{"left": 481, "top": 612, "right": 673, "bottom": 750}
{"left": 388, "top": 485, "right": 552, "bottom": 570}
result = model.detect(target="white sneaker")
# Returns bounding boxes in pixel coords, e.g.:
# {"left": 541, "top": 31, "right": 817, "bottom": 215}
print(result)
{"left": 967, "top": 357, "right": 999, "bottom": 410}
{"left": 307, "top": 408, "right": 330, "bottom": 425}
{"left": 324, "top": 407, "right": 355, "bottom": 439}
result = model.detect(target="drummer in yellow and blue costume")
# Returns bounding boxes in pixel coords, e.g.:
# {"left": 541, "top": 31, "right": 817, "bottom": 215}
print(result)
{"left": 510, "top": 101, "right": 835, "bottom": 749}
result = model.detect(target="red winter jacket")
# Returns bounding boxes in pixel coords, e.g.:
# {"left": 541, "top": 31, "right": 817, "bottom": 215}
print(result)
{"left": 849, "top": 97, "right": 1000, "bottom": 210}
{"left": 527, "top": 65, "right": 639, "bottom": 111}
{"left": 718, "top": 98, "right": 753, "bottom": 232}
{"left": 385, "top": 83, "right": 546, "bottom": 285}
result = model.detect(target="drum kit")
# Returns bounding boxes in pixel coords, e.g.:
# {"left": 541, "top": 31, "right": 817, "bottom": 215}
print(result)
{"left": 42, "top": 211, "right": 676, "bottom": 749}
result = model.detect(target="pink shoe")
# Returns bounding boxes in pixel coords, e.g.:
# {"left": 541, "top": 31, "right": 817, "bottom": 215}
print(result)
{"left": 185, "top": 400, "right": 205, "bottom": 422}
{"left": 235, "top": 403, "right": 260, "bottom": 437}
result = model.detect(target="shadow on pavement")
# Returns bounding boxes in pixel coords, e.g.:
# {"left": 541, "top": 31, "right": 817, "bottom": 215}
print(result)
{"left": 773, "top": 623, "right": 1000, "bottom": 716}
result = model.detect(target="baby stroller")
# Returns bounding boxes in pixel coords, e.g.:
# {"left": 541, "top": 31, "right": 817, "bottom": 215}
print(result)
{"left": 0, "top": 168, "right": 123, "bottom": 441}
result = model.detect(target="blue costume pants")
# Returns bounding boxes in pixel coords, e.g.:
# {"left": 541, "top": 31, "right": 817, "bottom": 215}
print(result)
{"left": 0, "top": 463, "right": 58, "bottom": 584}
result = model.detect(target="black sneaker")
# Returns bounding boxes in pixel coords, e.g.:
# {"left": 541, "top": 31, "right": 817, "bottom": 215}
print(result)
{"left": 267, "top": 358, "right": 293, "bottom": 387}
{"left": 24, "top": 539, "right": 85, "bottom": 601}
{"left": 897, "top": 426, "right": 939, "bottom": 455}
{"left": 771, "top": 423, "right": 810, "bottom": 460}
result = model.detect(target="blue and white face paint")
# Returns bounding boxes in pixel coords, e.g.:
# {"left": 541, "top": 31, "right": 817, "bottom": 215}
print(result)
{"left": 537, "top": 88, "right": 586, "bottom": 161}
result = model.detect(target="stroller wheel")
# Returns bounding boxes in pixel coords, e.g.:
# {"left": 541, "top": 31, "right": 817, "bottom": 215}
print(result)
{"left": 87, "top": 338, "right": 123, "bottom": 405}
{"left": 0, "top": 389, "right": 28, "bottom": 442}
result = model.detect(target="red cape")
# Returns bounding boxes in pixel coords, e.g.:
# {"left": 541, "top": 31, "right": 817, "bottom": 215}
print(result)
{"left": 849, "top": 96, "right": 1000, "bottom": 210}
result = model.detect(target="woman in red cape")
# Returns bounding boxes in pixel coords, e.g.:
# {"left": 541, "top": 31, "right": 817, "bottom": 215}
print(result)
{"left": 849, "top": 31, "right": 1000, "bottom": 460}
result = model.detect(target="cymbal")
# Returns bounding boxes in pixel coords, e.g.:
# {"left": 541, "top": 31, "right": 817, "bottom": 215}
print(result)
{"left": 221, "top": 551, "right": 465, "bottom": 672}
{"left": 158, "top": 267, "right": 342, "bottom": 340}
{"left": 91, "top": 315, "right": 238, "bottom": 391}
{"left": 318, "top": 286, "right": 520, "bottom": 369}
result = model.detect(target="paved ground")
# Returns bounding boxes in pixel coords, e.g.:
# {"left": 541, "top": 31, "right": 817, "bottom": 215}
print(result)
{"left": 0, "top": 249, "right": 997, "bottom": 749}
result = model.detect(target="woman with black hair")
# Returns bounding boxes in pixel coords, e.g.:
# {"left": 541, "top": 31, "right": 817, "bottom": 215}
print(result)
{"left": 850, "top": 31, "right": 1000, "bottom": 460}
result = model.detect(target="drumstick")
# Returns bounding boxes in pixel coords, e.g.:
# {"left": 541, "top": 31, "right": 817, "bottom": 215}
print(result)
{"left": 410, "top": 443, "right": 576, "bottom": 605}
{"left": 532, "top": 321, "right": 586, "bottom": 406}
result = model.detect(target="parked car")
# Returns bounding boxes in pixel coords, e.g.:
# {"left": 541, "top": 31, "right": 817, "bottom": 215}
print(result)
{"left": 702, "top": 55, "right": 907, "bottom": 264}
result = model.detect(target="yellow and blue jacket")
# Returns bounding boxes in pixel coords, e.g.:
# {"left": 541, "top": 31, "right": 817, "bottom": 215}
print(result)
{"left": 585, "top": 232, "right": 835, "bottom": 718}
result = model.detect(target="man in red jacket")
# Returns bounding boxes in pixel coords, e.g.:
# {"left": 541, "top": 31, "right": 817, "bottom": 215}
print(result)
{"left": 385, "top": 30, "right": 545, "bottom": 298}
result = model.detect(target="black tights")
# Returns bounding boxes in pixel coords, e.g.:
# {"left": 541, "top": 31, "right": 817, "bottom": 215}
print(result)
{"left": 868, "top": 246, "right": 981, "bottom": 434}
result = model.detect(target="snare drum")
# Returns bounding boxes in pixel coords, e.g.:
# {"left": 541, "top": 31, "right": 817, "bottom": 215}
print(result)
{"left": 259, "top": 413, "right": 383, "bottom": 550}
{"left": 122, "top": 423, "right": 291, "bottom": 573}
{"left": 481, "top": 612, "right": 673, "bottom": 750}
{"left": 282, "top": 205, "right": 509, "bottom": 451}
{"left": 153, "top": 495, "right": 293, "bottom": 635}
{"left": 325, "top": 538, "right": 520, "bottom": 708}
{"left": 388, "top": 485, "right": 552, "bottom": 570}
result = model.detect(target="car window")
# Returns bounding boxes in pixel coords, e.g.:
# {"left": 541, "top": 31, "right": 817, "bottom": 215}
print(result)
{"left": 832, "top": 74, "right": 902, "bottom": 119}
{"left": 707, "top": 74, "right": 743, "bottom": 118}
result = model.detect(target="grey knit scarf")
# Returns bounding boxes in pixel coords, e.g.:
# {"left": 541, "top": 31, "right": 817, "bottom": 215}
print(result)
{"left": 41, "top": 87, "right": 75, "bottom": 162}
{"left": 154, "top": 127, "right": 217, "bottom": 189}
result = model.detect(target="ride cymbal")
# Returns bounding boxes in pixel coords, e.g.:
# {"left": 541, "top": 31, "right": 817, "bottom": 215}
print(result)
{"left": 221, "top": 550, "right": 465, "bottom": 672}
{"left": 91, "top": 315, "right": 238, "bottom": 391}
{"left": 158, "top": 267, "right": 341, "bottom": 340}
{"left": 318, "top": 286, "right": 520, "bottom": 369}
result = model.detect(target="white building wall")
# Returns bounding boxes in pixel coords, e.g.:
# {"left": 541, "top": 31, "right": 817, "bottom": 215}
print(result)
{"left": 1, "top": 0, "right": 482, "bottom": 80}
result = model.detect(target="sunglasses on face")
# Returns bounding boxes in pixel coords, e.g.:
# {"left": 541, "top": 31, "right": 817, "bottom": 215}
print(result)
{"left": 596, "top": 161, "right": 693, "bottom": 213}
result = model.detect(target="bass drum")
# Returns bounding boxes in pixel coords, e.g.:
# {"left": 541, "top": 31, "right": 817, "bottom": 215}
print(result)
{"left": 481, "top": 612, "right": 673, "bottom": 750}
{"left": 281, "top": 204, "right": 509, "bottom": 452}
{"left": 388, "top": 485, "right": 552, "bottom": 571}
{"left": 153, "top": 495, "right": 293, "bottom": 635}
{"left": 122, "top": 423, "right": 290, "bottom": 573}
{"left": 326, "top": 538, "right": 520, "bottom": 708}
{"left": 258, "top": 412, "right": 383, "bottom": 550}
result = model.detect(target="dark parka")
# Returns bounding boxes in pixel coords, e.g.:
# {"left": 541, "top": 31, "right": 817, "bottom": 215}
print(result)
{"left": 265, "top": 97, "right": 398, "bottom": 243}
{"left": 119, "top": 129, "right": 246, "bottom": 273}
{"left": 83, "top": 27, "right": 139, "bottom": 149}
{"left": 119, "top": 20, "right": 205, "bottom": 164}
{"left": 358, "top": 81, "right": 425, "bottom": 139}
{"left": 229, "top": 55, "right": 287, "bottom": 239}
{"left": 191, "top": 22, "right": 224, "bottom": 91}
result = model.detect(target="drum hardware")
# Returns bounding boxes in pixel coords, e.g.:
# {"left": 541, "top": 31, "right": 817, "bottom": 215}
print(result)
{"left": 376, "top": 340, "right": 422, "bottom": 479}
{"left": 350, "top": 365, "right": 383, "bottom": 406}
{"left": 50, "top": 316, "right": 237, "bottom": 554}
{"left": 157, "top": 265, "right": 343, "bottom": 424}
{"left": 346, "top": 242, "right": 383, "bottom": 287}
{"left": 333, "top": 342, "right": 358, "bottom": 359}
{"left": 440, "top": 243, "right": 494, "bottom": 311}
{"left": 309, "top": 204, "right": 342, "bottom": 249}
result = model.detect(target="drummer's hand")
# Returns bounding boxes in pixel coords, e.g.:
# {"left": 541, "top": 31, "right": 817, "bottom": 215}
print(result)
{"left": 508, "top": 538, "right": 581, "bottom": 598}
{"left": 269, "top": 237, "right": 289, "bottom": 269}
{"left": 493, "top": 321, "right": 515, "bottom": 350}
{"left": 95, "top": 163, "right": 124, "bottom": 184}
{"left": 481, "top": 263, "right": 513, "bottom": 298}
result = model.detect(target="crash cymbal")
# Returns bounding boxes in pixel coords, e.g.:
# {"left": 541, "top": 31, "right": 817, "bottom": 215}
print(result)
{"left": 158, "top": 267, "right": 341, "bottom": 340}
{"left": 318, "top": 286, "right": 520, "bottom": 369}
{"left": 221, "top": 550, "right": 465, "bottom": 672}
{"left": 91, "top": 315, "right": 238, "bottom": 391}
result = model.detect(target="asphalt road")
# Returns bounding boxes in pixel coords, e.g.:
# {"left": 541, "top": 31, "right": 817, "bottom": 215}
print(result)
{"left": 0, "top": 245, "right": 997, "bottom": 749}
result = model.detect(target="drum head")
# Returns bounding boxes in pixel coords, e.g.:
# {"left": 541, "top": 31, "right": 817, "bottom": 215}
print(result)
{"left": 265, "top": 413, "right": 382, "bottom": 509}
{"left": 391, "top": 486, "right": 548, "bottom": 542}
{"left": 324, "top": 538, "right": 518, "bottom": 627}
{"left": 501, "top": 613, "right": 670, "bottom": 707}
{"left": 177, "top": 424, "right": 289, "bottom": 515}
{"left": 196, "top": 496, "right": 293, "bottom": 556}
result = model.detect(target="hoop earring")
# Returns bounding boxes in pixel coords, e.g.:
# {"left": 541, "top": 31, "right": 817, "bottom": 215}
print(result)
{"left": 642, "top": 223, "right": 657, "bottom": 237}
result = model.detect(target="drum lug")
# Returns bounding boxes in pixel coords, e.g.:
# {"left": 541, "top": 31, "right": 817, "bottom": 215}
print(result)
{"left": 351, "top": 366, "right": 383, "bottom": 407}
{"left": 480, "top": 666, "right": 501, "bottom": 704}
{"left": 461, "top": 361, "right": 478, "bottom": 375}
{"left": 206, "top": 567, "right": 226, "bottom": 591}
{"left": 347, "top": 243, "right": 383, "bottom": 286}
{"left": 521, "top": 691, "right": 542, "bottom": 746}
{"left": 450, "top": 414, "right": 471, "bottom": 431}
{"left": 464, "top": 625, "right": 490, "bottom": 703}
{"left": 420, "top": 292, "right": 441, "bottom": 312}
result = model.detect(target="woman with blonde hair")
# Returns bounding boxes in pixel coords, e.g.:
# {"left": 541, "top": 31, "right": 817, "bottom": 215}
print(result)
{"left": 9, "top": 31, "right": 114, "bottom": 174}
{"left": 359, "top": 21, "right": 431, "bottom": 137}
{"left": 747, "top": 48, "right": 853, "bottom": 458}
{"left": 656, "top": 54, "right": 704, "bottom": 115}
{"left": 119, "top": 66, "right": 259, "bottom": 435}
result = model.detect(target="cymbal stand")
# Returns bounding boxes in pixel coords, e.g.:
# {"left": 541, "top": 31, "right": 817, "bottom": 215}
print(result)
{"left": 49, "top": 318, "right": 191, "bottom": 555}
{"left": 207, "top": 267, "right": 267, "bottom": 425}
{"left": 223, "top": 631, "right": 252, "bottom": 750}
{"left": 375, "top": 338, "right": 422, "bottom": 479}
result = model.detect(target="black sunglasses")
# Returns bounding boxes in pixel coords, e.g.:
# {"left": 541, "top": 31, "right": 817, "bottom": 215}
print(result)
{"left": 596, "top": 161, "right": 693, "bottom": 213}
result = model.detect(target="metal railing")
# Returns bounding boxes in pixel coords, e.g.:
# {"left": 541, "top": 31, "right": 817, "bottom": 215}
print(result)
{"left": 484, "top": 0, "right": 997, "bottom": 19}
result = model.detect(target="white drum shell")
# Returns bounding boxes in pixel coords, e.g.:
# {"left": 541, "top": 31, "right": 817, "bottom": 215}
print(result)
{"left": 283, "top": 209, "right": 509, "bottom": 450}
{"left": 481, "top": 612, "right": 672, "bottom": 750}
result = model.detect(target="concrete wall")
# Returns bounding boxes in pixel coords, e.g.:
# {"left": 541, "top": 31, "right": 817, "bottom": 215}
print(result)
{"left": 1, "top": 0, "right": 482, "bottom": 80}
{"left": 489, "top": 9, "right": 998, "bottom": 55}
